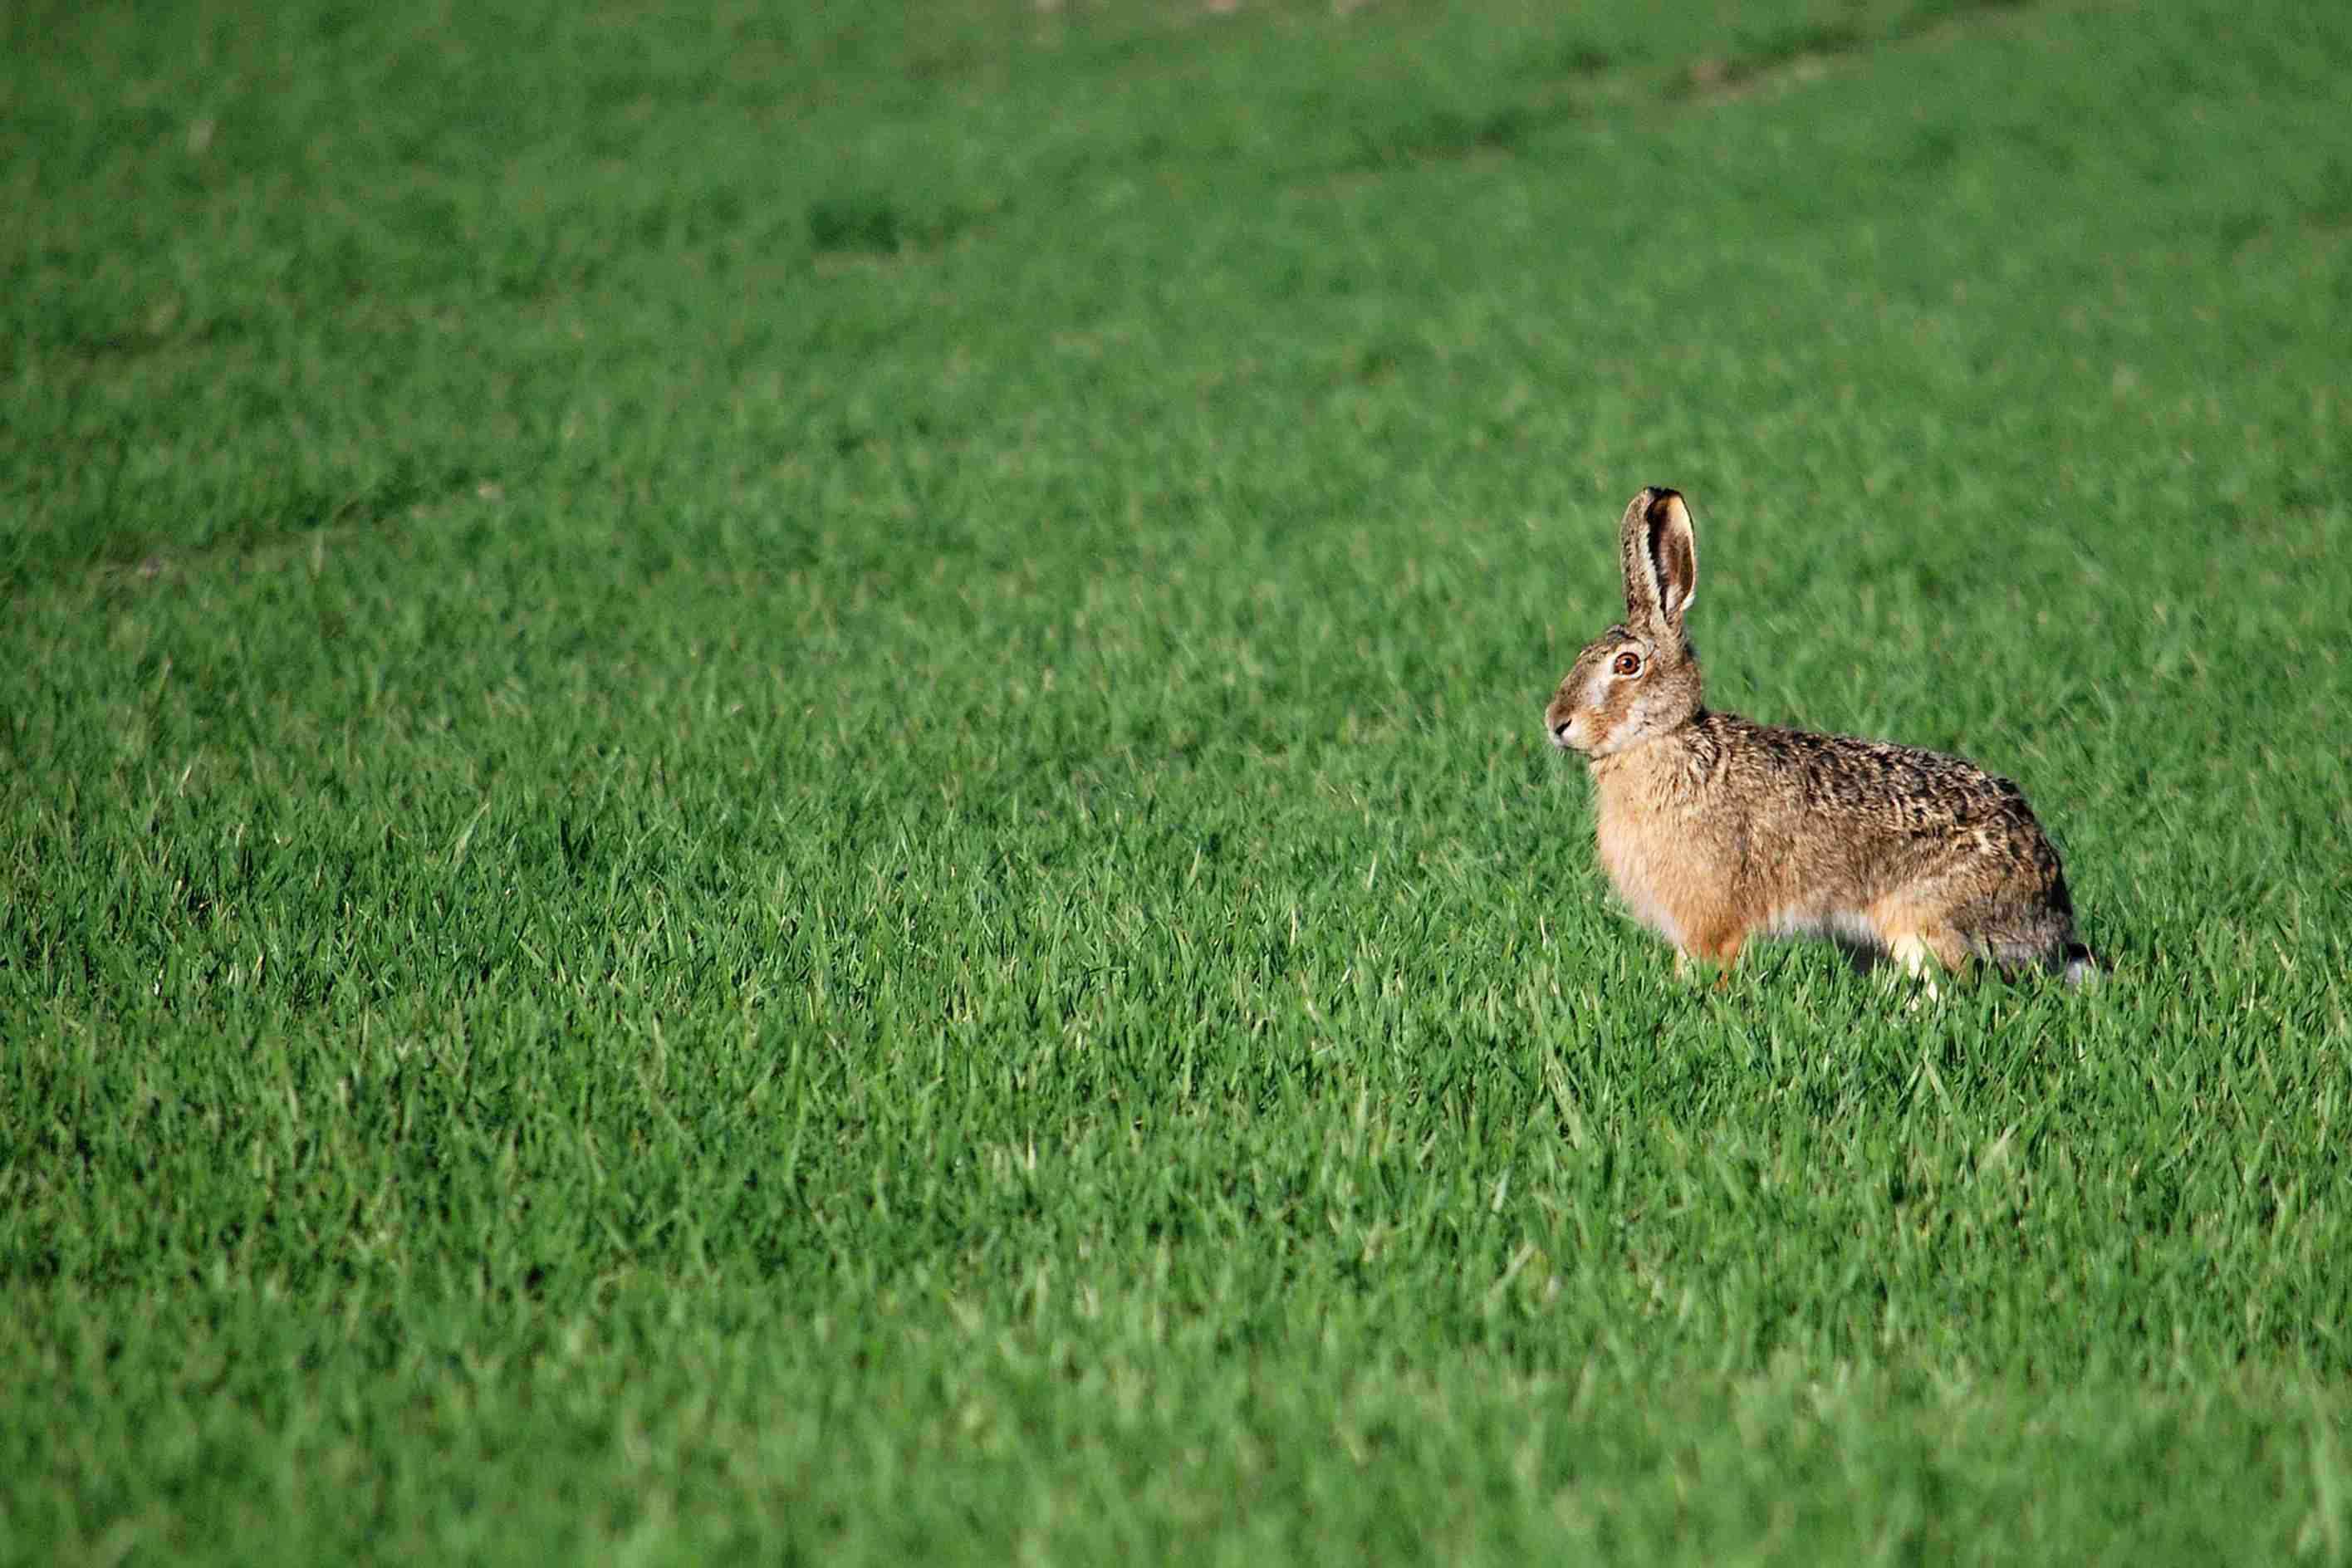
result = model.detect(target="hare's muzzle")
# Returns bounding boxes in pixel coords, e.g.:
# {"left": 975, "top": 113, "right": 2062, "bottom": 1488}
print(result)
{"left": 1545, "top": 682, "right": 1587, "bottom": 751}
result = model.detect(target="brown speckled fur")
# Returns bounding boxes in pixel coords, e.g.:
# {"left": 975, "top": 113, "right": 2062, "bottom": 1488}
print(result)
{"left": 1546, "top": 488, "right": 2094, "bottom": 982}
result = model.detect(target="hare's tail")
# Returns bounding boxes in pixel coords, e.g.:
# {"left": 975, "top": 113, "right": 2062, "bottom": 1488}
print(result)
{"left": 2061, "top": 942, "right": 2100, "bottom": 987}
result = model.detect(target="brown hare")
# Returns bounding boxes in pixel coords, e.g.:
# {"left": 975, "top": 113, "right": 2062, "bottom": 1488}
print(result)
{"left": 1545, "top": 488, "right": 2095, "bottom": 992}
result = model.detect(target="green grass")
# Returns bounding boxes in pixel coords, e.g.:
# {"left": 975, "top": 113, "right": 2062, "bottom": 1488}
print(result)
{"left": 5, "top": 0, "right": 2350, "bottom": 1561}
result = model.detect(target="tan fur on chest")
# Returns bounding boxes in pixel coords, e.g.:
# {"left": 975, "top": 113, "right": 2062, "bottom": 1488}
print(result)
{"left": 1590, "top": 756, "right": 1741, "bottom": 956}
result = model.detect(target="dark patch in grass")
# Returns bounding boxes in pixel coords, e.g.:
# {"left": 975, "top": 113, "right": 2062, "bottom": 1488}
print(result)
{"left": 1681, "top": 0, "right": 2038, "bottom": 103}
{"left": 1684, "top": 24, "right": 1863, "bottom": 102}
{"left": 1309, "top": 89, "right": 1594, "bottom": 179}
{"left": 1347, "top": 336, "right": 1433, "bottom": 385}
{"left": 809, "top": 194, "right": 922, "bottom": 257}
{"left": 56, "top": 468, "right": 483, "bottom": 598}
{"left": 1384, "top": 103, "right": 1545, "bottom": 162}
{"left": 32, "top": 309, "right": 252, "bottom": 366}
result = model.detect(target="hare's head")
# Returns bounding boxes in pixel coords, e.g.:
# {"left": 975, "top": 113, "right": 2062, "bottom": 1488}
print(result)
{"left": 1546, "top": 488, "right": 1703, "bottom": 757}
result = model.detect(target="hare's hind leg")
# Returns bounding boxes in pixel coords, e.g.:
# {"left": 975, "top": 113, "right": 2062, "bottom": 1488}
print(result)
{"left": 1886, "top": 933, "right": 1960, "bottom": 1002}
{"left": 1871, "top": 904, "right": 1972, "bottom": 1002}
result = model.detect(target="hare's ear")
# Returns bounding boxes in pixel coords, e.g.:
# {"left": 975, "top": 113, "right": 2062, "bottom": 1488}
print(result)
{"left": 1619, "top": 487, "right": 1698, "bottom": 638}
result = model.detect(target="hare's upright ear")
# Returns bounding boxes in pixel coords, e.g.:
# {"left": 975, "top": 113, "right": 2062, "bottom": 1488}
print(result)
{"left": 1619, "top": 487, "right": 1698, "bottom": 640}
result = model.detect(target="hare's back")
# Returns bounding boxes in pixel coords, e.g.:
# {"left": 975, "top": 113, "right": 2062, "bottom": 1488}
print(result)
{"left": 1708, "top": 713, "right": 2064, "bottom": 873}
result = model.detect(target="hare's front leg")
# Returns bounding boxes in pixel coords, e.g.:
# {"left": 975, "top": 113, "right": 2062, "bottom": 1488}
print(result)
{"left": 1673, "top": 924, "right": 1749, "bottom": 987}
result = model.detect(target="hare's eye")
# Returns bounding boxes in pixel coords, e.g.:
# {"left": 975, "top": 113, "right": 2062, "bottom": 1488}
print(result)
{"left": 1611, "top": 651, "right": 1642, "bottom": 677}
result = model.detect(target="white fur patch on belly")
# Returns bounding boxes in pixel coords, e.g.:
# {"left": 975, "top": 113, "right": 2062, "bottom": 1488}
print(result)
{"left": 1763, "top": 905, "right": 1884, "bottom": 952}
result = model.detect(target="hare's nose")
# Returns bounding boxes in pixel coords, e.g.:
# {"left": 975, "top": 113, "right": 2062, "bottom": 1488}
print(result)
{"left": 1551, "top": 720, "right": 1574, "bottom": 747}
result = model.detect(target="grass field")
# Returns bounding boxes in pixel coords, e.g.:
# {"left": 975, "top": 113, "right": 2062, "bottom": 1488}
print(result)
{"left": 5, "top": 0, "right": 2350, "bottom": 1561}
